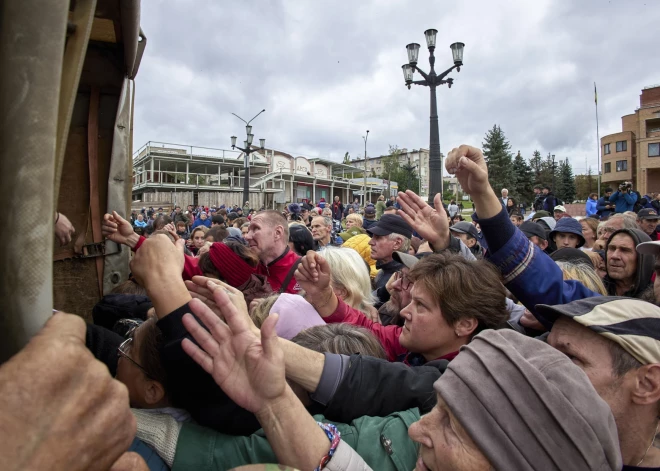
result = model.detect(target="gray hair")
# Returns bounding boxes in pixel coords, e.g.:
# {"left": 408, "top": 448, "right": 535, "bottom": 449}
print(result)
{"left": 607, "top": 213, "right": 638, "bottom": 230}
{"left": 313, "top": 215, "right": 333, "bottom": 228}
{"left": 388, "top": 233, "right": 411, "bottom": 253}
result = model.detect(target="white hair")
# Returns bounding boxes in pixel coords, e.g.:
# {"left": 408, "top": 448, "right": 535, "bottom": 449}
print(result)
{"left": 319, "top": 247, "right": 375, "bottom": 312}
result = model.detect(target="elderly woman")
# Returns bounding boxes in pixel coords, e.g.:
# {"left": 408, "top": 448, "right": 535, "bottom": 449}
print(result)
{"left": 318, "top": 247, "right": 375, "bottom": 315}
{"left": 182, "top": 302, "right": 622, "bottom": 471}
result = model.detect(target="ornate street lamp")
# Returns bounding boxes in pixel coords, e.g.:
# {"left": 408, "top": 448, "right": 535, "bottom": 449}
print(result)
{"left": 230, "top": 109, "right": 266, "bottom": 206}
{"left": 401, "top": 30, "right": 465, "bottom": 205}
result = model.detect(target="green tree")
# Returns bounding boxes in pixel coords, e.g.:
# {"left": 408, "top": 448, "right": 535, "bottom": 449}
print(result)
{"left": 556, "top": 158, "right": 576, "bottom": 203}
{"left": 343, "top": 152, "right": 351, "bottom": 164}
{"left": 537, "top": 153, "right": 556, "bottom": 189}
{"left": 380, "top": 145, "right": 401, "bottom": 196}
{"left": 482, "top": 125, "right": 516, "bottom": 194}
{"left": 529, "top": 150, "right": 542, "bottom": 184}
{"left": 395, "top": 161, "right": 420, "bottom": 194}
{"left": 512, "top": 150, "right": 534, "bottom": 204}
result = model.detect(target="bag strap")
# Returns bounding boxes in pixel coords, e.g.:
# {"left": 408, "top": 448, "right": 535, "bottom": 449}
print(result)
{"left": 279, "top": 257, "right": 302, "bottom": 294}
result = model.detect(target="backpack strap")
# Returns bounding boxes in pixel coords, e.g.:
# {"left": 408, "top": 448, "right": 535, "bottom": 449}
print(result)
{"left": 279, "top": 257, "right": 302, "bottom": 294}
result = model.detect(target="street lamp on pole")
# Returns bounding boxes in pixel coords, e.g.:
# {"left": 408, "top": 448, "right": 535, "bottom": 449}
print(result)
{"left": 363, "top": 130, "right": 369, "bottom": 206}
{"left": 401, "top": 29, "right": 464, "bottom": 206}
{"left": 230, "top": 109, "right": 266, "bottom": 207}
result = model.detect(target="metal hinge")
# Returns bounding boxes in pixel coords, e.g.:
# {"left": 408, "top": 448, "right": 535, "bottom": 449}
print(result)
{"left": 78, "top": 241, "right": 122, "bottom": 259}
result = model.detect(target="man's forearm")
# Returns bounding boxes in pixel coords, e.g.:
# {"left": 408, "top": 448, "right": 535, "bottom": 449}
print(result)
{"left": 470, "top": 187, "right": 502, "bottom": 219}
{"left": 256, "top": 387, "right": 331, "bottom": 471}
{"left": 281, "top": 339, "right": 325, "bottom": 392}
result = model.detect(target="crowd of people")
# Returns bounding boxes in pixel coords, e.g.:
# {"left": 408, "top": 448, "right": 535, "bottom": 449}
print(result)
{"left": 4, "top": 145, "right": 660, "bottom": 470}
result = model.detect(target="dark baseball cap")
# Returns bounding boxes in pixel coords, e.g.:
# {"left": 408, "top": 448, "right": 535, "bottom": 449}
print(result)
{"left": 520, "top": 221, "right": 547, "bottom": 241}
{"left": 367, "top": 214, "right": 412, "bottom": 238}
{"left": 449, "top": 221, "right": 478, "bottom": 239}
{"left": 364, "top": 206, "right": 376, "bottom": 215}
{"left": 638, "top": 208, "right": 660, "bottom": 220}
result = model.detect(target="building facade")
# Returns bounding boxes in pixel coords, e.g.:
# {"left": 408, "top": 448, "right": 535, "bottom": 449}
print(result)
{"left": 131, "top": 142, "right": 384, "bottom": 209}
{"left": 352, "top": 148, "right": 430, "bottom": 198}
{"left": 601, "top": 85, "right": 660, "bottom": 195}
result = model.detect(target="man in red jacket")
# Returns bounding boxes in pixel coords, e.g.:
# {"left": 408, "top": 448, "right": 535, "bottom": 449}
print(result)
{"left": 244, "top": 210, "right": 301, "bottom": 294}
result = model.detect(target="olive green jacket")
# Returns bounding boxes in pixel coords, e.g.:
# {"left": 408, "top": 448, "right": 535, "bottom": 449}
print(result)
{"left": 375, "top": 201, "right": 387, "bottom": 220}
{"left": 171, "top": 409, "right": 420, "bottom": 471}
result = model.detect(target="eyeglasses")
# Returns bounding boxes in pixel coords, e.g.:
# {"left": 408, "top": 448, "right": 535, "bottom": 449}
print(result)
{"left": 117, "top": 336, "right": 150, "bottom": 377}
{"left": 393, "top": 270, "right": 413, "bottom": 290}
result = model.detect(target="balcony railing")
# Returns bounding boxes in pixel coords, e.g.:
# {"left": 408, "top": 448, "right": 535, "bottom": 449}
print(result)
{"left": 133, "top": 141, "right": 246, "bottom": 165}
{"left": 132, "top": 171, "right": 263, "bottom": 190}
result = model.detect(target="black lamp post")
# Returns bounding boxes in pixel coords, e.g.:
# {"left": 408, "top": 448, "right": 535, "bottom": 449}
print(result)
{"left": 401, "top": 30, "right": 464, "bottom": 206}
{"left": 230, "top": 109, "right": 266, "bottom": 207}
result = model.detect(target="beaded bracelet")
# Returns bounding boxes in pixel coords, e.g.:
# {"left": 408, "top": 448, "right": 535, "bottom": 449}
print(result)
{"left": 314, "top": 422, "right": 341, "bottom": 471}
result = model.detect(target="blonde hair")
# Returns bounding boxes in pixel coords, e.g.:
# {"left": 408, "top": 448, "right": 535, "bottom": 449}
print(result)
{"left": 556, "top": 261, "right": 607, "bottom": 295}
{"left": 346, "top": 213, "right": 363, "bottom": 228}
{"left": 319, "top": 247, "right": 374, "bottom": 312}
{"left": 250, "top": 294, "right": 280, "bottom": 328}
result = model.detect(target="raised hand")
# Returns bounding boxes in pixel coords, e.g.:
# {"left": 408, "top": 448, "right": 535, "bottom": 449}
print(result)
{"left": 295, "top": 251, "right": 333, "bottom": 298}
{"left": 102, "top": 211, "right": 139, "bottom": 248}
{"left": 397, "top": 191, "right": 449, "bottom": 250}
{"left": 445, "top": 145, "right": 490, "bottom": 198}
{"left": 181, "top": 296, "right": 285, "bottom": 415}
{"left": 185, "top": 276, "right": 256, "bottom": 332}
{"left": 446, "top": 145, "right": 501, "bottom": 219}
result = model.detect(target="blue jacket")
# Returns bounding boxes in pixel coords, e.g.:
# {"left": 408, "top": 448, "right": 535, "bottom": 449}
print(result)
{"left": 542, "top": 193, "right": 560, "bottom": 212}
{"left": 585, "top": 199, "right": 598, "bottom": 217}
{"left": 475, "top": 208, "right": 600, "bottom": 329}
{"left": 596, "top": 196, "right": 614, "bottom": 219}
{"left": 192, "top": 218, "right": 211, "bottom": 229}
{"left": 609, "top": 190, "right": 637, "bottom": 213}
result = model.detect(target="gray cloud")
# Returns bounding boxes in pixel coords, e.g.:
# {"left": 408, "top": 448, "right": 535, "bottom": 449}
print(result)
{"left": 134, "top": 0, "right": 659, "bottom": 176}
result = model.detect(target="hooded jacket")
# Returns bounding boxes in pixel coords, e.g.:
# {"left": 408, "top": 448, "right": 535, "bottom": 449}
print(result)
{"left": 603, "top": 228, "right": 654, "bottom": 298}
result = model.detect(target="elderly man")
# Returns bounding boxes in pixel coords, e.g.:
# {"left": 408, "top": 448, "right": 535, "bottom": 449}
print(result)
{"left": 592, "top": 213, "right": 639, "bottom": 251}
{"left": 310, "top": 215, "right": 338, "bottom": 249}
{"left": 366, "top": 214, "right": 413, "bottom": 301}
{"left": 500, "top": 188, "right": 508, "bottom": 206}
{"left": 637, "top": 208, "right": 660, "bottom": 241}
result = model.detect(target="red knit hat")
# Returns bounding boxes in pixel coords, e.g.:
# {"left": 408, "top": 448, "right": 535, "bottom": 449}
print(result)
{"left": 208, "top": 243, "right": 256, "bottom": 287}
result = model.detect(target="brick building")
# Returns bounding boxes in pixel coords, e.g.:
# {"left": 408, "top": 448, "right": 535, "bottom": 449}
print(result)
{"left": 601, "top": 85, "right": 660, "bottom": 195}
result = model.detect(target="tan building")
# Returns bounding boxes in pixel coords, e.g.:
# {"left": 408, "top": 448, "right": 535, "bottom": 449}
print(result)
{"left": 352, "top": 148, "right": 430, "bottom": 198}
{"left": 601, "top": 85, "right": 660, "bottom": 194}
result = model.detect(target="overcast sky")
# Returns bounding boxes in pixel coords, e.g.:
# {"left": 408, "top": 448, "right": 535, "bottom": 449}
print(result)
{"left": 134, "top": 0, "right": 659, "bottom": 175}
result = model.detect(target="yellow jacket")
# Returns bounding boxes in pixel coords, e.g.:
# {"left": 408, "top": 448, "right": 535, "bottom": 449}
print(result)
{"left": 342, "top": 234, "right": 378, "bottom": 280}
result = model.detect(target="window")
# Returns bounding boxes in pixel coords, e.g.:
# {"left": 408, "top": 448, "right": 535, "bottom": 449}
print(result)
{"left": 604, "top": 162, "right": 611, "bottom": 173}
{"left": 616, "top": 141, "right": 627, "bottom": 152}
{"left": 604, "top": 143, "right": 611, "bottom": 154}
{"left": 650, "top": 143, "right": 660, "bottom": 157}
{"left": 616, "top": 160, "right": 628, "bottom": 172}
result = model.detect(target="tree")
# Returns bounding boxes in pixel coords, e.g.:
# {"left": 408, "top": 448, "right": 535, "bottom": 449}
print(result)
{"left": 512, "top": 150, "right": 534, "bottom": 204}
{"left": 556, "top": 158, "right": 576, "bottom": 203}
{"left": 482, "top": 125, "right": 516, "bottom": 194}
{"left": 395, "top": 160, "right": 420, "bottom": 195}
{"left": 343, "top": 152, "right": 351, "bottom": 164}
{"left": 380, "top": 145, "right": 401, "bottom": 196}
{"left": 529, "top": 150, "right": 542, "bottom": 184}
{"left": 536, "top": 153, "right": 556, "bottom": 189}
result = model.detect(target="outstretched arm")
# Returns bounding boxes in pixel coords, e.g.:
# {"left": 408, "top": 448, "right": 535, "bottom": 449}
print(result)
{"left": 181, "top": 292, "right": 336, "bottom": 471}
